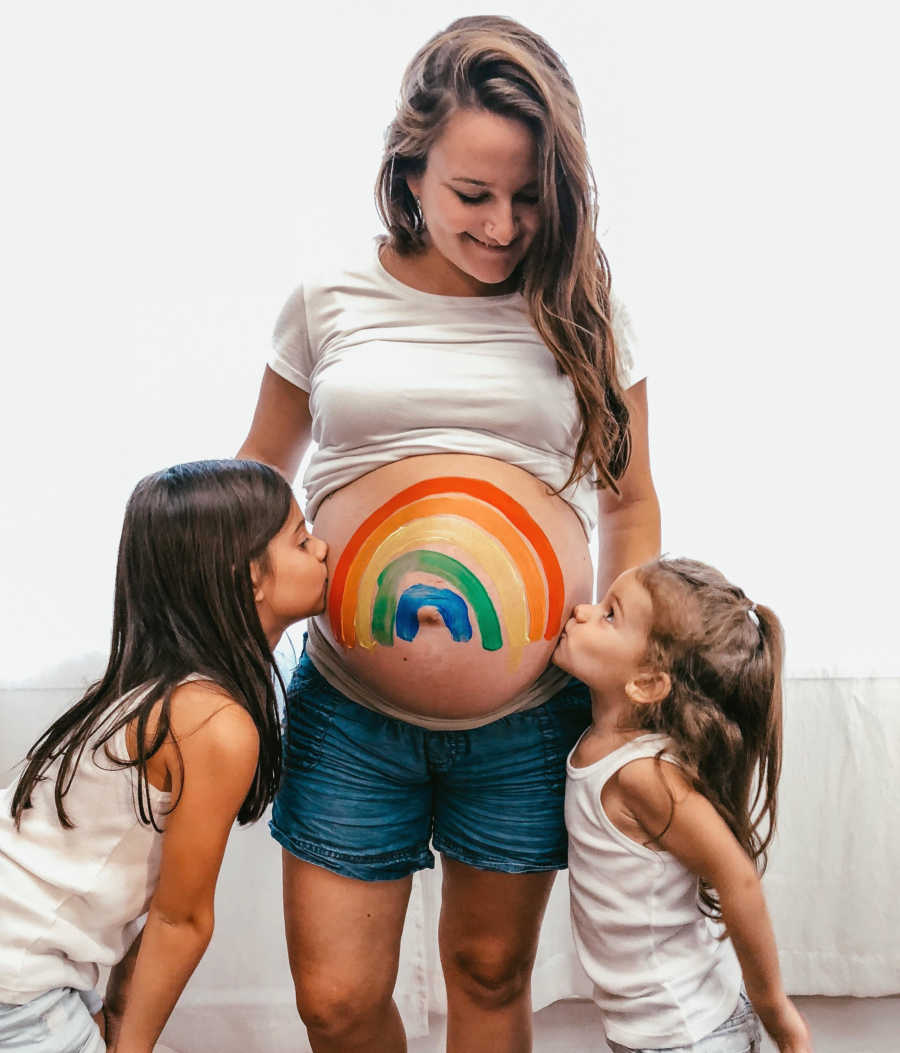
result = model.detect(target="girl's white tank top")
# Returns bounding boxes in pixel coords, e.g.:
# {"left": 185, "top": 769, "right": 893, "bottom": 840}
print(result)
{"left": 565, "top": 732, "right": 743, "bottom": 1048}
{"left": 0, "top": 685, "right": 189, "bottom": 1005}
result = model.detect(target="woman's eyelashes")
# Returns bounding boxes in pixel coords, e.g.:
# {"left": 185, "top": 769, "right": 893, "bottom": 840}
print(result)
{"left": 454, "top": 190, "right": 539, "bottom": 206}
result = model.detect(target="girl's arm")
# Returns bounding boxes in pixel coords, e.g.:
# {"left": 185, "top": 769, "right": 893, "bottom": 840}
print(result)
{"left": 616, "top": 758, "right": 813, "bottom": 1053}
{"left": 110, "top": 684, "right": 260, "bottom": 1053}
{"left": 596, "top": 380, "right": 661, "bottom": 597}
{"left": 237, "top": 365, "right": 312, "bottom": 480}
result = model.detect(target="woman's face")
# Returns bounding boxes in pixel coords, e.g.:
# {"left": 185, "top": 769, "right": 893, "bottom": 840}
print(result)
{"left": 407, "top": 108, "right": 541, "bottom": 293}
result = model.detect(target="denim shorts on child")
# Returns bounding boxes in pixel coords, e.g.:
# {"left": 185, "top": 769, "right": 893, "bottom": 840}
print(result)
{"left": 606, "top": 990, "right": 762, "bottom": 1053}
{"left": 270, "top": 650, "right": 592, "bottom": 881}
{"left": 0, "top": 988, "right": 105, "bottom": 1052}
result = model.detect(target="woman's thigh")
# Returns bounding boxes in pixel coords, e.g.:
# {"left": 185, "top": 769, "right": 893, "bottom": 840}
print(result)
{"left": 438, "top": 856, "right": 557, "bottom": 972}
{"left": 282, "top": 852, "right": 412, "bottom": 1007}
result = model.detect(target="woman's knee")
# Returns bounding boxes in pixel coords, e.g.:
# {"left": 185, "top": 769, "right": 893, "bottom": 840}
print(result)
{"left": 442, "top": 942, "right": 536, "bottom": 1008}
{"left": 292, "top": 972, "right": 394, "bottom": 1038}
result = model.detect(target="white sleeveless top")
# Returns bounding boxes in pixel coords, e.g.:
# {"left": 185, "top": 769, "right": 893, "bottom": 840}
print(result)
{"left": 0, "top": 690, "right": 173, "bottom": 1004}
{"left": 565, "top": 733, "right": 742, "bottom": 1048}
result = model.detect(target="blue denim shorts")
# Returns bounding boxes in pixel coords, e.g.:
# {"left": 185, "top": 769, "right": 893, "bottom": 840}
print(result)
{"left": 270, "top": 651, "right": 591, "bottom": 881}
{"left": 607, "top": 990, "right": 762, "bottom": 1053}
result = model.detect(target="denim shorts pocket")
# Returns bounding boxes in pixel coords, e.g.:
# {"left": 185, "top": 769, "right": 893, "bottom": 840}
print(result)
{"left": 283, "top": 668, "right": 338, "bottom": 774}
{"left": 535, "top": 703, "right": 564, "bottom": 794}
{"left": 535, "top": 683, "right": 591, "bottom": 794}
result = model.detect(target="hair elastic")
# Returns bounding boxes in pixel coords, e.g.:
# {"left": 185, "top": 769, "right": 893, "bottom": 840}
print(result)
{"left": 747, "top": 603, "right": 760, "bottom": 627}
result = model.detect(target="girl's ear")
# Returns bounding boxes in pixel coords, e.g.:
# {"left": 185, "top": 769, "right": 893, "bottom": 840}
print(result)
{"left": 406, "top": 174, "right": 422, "bottom": 201}
{"left": 249, "top": 559, "right": 267, "bottom": 604}
{"left": 625, "top": 671, "right": 671, "bottom": 706}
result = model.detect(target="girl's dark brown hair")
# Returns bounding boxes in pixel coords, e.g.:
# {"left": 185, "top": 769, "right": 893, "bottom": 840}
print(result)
{"left": 11, "top": 459, "right": 292, "bottom": 830}
{"left": 632, "top": 557, "right": 784, "bottom": 920}
{"left": 375, "top": 14, "right": 631, "bottom": 494}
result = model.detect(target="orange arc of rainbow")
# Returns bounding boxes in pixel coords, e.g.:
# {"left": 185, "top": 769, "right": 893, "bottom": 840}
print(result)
{"left": 339, "top": 496, "right": 546, "bottom": 647}
{"left": 328, "top": 477, "right": 565, "bottom": 646}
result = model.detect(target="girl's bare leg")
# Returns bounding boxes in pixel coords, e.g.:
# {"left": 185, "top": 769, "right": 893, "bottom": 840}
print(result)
{"left": 439, "top": 857, "right": 556, "bottom": 1053}
{"left": 282, "top": 852, "right": 412, "bottom": 1053}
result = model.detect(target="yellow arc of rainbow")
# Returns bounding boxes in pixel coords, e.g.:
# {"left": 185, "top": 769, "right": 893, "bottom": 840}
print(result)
{"left": 355, "top": 516, "right": 529, "bottom": 667}
{"left": 339, "top": 495, "right": 546, "bottom": 647}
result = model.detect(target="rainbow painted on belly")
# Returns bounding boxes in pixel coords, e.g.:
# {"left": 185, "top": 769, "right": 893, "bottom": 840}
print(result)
{"left": 327, "top": 477, "right": 565, "bottom": 668}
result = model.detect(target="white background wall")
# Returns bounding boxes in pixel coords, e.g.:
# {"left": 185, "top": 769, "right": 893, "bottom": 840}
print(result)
{"left": 1, "top": 1, "right": 898, "bottom": 686}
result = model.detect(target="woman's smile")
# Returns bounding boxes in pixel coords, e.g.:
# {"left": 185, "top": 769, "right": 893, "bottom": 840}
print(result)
{"left": 464, "top": 231, "right": 518, "bottom": 253}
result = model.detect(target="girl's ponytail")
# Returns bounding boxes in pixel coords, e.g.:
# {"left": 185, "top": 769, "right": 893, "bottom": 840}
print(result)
{"left": 739, "top": 602, "right": 783, "bottom": 867}
{"left": 634, "top": 558, "right": 786, "bottom": 920}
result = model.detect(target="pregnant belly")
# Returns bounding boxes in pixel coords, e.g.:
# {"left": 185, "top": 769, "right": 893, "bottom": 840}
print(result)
{"left": 311, "top": 454, "right": 593, "bottom": 721}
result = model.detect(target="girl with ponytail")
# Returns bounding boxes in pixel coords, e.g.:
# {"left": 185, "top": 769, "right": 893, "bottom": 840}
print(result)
{"left": 554, "top": 557, "right": 812, "bottom": 1052}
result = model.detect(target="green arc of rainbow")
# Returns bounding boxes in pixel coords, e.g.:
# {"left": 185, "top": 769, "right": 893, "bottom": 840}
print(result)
{"left": 372, "top": 550, "right": 503, "bottom": 651}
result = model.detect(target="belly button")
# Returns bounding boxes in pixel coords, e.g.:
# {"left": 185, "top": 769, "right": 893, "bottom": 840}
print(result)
{"left": 417, "top": 607, "right": 443, "bottom": 626}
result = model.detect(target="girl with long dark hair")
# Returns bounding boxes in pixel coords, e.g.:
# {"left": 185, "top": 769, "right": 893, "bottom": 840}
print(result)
{"left": 554, "top": 557, "right": 811, "bottom": 1052}
{"left": 0, "top": 459, "right": 327, "bottom": 1052}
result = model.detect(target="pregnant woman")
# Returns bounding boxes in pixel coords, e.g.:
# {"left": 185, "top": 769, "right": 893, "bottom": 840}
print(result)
{"left": 238, "top": 16, "right": 660, "bottom": 1053}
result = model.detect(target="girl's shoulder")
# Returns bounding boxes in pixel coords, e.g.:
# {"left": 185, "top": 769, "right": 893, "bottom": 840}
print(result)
{"left": 166, "top": 680, "right": 259, "bottom": 759}
{"left": 135, "top": 680, "right": 259, "bottom": 797}
{"left": 614, "top": 751, "right": 690, "bottom": 802}
{"left": 608, "top": 737, "right": 691, "bottom": 818}
{"left": 609, "top": 744, "right": 714, "bottom": 851}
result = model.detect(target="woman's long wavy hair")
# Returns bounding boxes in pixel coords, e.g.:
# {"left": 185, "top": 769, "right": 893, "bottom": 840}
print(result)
{"left": 375, "top": 15, "right": 631, "bottom": 493}
{"left": 631, "top": 558, "right": 784, "bottom": 921}
{"left": 11, "top": 459, "right": 292, "bottom": 831}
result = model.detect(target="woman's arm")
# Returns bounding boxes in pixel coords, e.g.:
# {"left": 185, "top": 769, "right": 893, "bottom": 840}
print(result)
{"left": 110, "top": 685, "right": 260, "bottom": 1053}
{"left": 616, "top": 759, "right": 813, "bottom": 1052}
{"left": 236, "top": 365, "right": 313, "bottom": 480}
{"left": 595, "top": 379, "right": 661, "bottom": 596}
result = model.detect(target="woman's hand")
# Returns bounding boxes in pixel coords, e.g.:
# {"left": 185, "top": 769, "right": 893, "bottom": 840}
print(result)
{"left": 757, "top": 997, "right": 813, "bottom": 1052}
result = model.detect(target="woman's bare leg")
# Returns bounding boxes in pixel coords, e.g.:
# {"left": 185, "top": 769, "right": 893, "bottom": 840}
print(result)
{"left": 282, "top": 851, "right": 412, "bottom": 1053}
{"left": 438, "top": 857, "right": 557, "bottom": 1053}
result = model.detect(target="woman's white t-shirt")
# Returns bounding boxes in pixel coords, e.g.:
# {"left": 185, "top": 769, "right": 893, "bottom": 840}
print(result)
{"left": 268, "top": 243, "right": 645, "bottom": 539}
